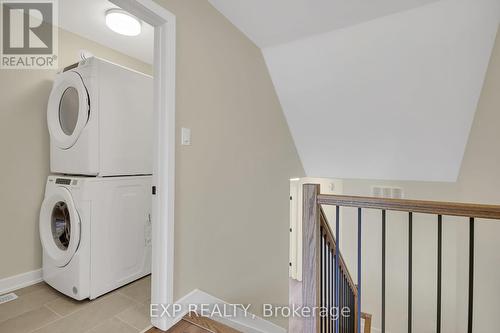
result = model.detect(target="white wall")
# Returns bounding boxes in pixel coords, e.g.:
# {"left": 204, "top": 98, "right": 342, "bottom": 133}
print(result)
{"left": 263, "top": 0, "right": 500, "bottom": 182}
{"left": 328, "top": 26, "right": 500, "bottom": 333}
{"left": 208, "top": 0, "right": 438, "bottom": 47}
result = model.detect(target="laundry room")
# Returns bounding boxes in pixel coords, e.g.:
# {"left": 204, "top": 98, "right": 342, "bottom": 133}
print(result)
{"left": 1, "top": 0, "right": 306, "bottom": 331}
{"left": 0, "top": 0, "right": 157, "bottom": 331}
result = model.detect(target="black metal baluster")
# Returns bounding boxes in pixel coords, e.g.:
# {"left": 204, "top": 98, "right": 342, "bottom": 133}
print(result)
{"left": 325, "top": 234, "right": 328, "bottom": 333}
{"left": 346, "top": 277, "right": 348, "bottom": 333}
{"left": 338, "top": 271, "right": 341, "bottom": 333}
{"left": 343, "top": 274, "right": 345, "bottom": 332}
{"left": 332, "top": 248, "right": 336, "bottom": 333}
{"left": 340, "top": 271, "right": 343, "bottom": 333}
{"left": 353, "top": 289, "right": 356, "bottom": 333}
{"left": 346, "top": 276, "right": 349, "bottom": 333}
{"left": 335, "top": 206, "right": 340, "bottom": 333}
{"left": 321, "top": 230, "right": 324, "bottom": 333}
{"left": 345, "top": 278, "right": 348, "bottom": 333}
{"left": 348, "top": 277, "right": 351, "bottom": 333}
{"left": 343, "top": 274, "right": 346, "bottom": 333}
{"left": 342, "top": 275, "right": 349, "bottom": 332}
{"left": 347, "top": 277, "right": 349, "bottom": 333}
{"left": 347, "top": 278, "right": 350, "bottom": 332}
{"left": 382, "top": 210, "right": 386, "bottom": 333}
{"left": 350, "top": 288, "right": 352, "bottom": 333}
{"left": 408, "top": 212, "right": 413, "bottom": 333}
{"left": 349, "top": 291, "right": 356, "bottom": 333}
{"left": 468, "top": 218, "right": 475, "bottom": 333}
{"left": 324, "top": 242, "right": 332, "bottom": 333}
{"left": 346, "top": 277, "right": 349, "bottom": 333}
{"left": 349, "top": 280, "right": 351, "bottom": 333}
{"left": 358, "top": 208, "right": 362, "bottom": 333}
{"left": 345, "top": 275, "right": 347, "bottom": 333}
{"left": 325, "top": 243, "right": 328, "bottom": 333}
{"left": 353, "top": 289, "right": 355, "bottom": 333}
{"left": 347, "top": 285, "right": 350, "bottom": 333}
{"left": 328, "top": 244, "right": 335, "bottom": 332}
{"left": 337, "top": 272, "right": 344, "bottom": 333}
{"left": 437, "top": 215, "right": 442, "bottom": 333}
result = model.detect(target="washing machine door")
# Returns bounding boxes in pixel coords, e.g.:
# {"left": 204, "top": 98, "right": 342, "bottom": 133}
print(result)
{"left": 47, "top": 71, "right": 90, "bottom": 149}
{"left": 40, "top": 187, "right": 81, "bottom": 267}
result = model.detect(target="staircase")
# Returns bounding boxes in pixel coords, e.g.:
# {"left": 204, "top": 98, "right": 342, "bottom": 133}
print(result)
{"left": 290, "top": 183, "right": 371, "bottom": 333}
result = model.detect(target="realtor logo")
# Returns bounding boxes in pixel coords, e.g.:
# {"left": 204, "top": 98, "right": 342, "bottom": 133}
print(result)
{"left": 1, "top": 0, "right": 58, "bottom": 69}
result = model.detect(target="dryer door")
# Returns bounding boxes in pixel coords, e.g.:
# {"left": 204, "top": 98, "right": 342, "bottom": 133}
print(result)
{"left": 40, "top": 187, "right": 81, "bottom": 267}
{"left": 47, "top": 71, "right": 90, "bottom": 149}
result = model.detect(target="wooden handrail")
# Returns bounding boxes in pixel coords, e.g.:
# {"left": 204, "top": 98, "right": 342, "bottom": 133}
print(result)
{"left": 361, "top": 313, "right": 372, "bottom": 333}
{"left": 317, "top": 194, "right": 500, "bottom": 220}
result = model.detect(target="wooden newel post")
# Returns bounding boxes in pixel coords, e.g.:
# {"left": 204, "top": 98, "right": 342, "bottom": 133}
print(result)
{"left": 302, "top": 184, "right": 321, "bottom": 333}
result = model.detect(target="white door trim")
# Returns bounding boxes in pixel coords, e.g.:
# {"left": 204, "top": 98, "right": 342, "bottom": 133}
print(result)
{"left": 109, "top": 1, "right": 176, "bottom": 330}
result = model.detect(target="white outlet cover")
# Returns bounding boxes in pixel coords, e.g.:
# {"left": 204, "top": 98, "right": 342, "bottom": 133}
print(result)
{"left": 181, "top": 128, "right": 191, "bottom": 146}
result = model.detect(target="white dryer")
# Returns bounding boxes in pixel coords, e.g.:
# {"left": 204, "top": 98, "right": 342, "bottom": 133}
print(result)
{"left": 39, "top": 175, "right": 152, "bottom": 300}
{"left": 47, "top": 57, "right": 153, "bottom": 177}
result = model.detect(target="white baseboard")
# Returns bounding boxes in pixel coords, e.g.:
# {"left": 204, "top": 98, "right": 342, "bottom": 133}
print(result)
{"left": 0, "top": 269, "right": 43, "bottom": 295}
{"left": 152, "top": 289, "right": 286, "bottom": 333}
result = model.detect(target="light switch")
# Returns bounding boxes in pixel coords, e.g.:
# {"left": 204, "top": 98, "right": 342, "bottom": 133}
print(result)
{"left": 181, "top": 128, "right": 191, "bottom": 145}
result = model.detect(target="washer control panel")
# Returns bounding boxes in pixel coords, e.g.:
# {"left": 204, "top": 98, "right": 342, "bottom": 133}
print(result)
{"left": 55, "top": 178, "right": 72, "bottom": 185}
{"left": 48, "top": 177, "right": 79, "bottom": 187}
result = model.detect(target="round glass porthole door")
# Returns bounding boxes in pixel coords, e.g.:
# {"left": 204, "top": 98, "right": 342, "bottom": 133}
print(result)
{"left": 47, "top": 71, "right": 90, "bottom": 149}
{"left": 51, "top": 201, "right": 71, "bottom": 250}
{"left": 40, "top": 187, "right": 80, "bottom": 267}
{"left": 59, "top": 87, "right": 80, "bottom": 136}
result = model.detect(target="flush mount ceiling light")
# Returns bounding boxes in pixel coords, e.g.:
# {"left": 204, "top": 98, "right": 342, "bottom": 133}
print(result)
{"left": 105, "top": 9, "right": 142, "bottom": 36}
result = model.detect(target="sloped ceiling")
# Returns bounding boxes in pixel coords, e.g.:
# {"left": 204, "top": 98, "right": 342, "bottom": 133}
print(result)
{"left": 208, "top": 0, "right": 438, "bottom": 48}
{"left": 210, "top": 0, "right": 500, "bottom": 181}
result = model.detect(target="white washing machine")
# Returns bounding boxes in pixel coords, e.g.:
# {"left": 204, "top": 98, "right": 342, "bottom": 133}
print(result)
{"left": 47, "top": 57, "right": 153, "bottom": 177}
{"left": 39, "top": 175, "right": 152, "bottom": 300}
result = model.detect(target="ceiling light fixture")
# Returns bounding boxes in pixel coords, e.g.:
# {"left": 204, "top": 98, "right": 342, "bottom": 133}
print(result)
{"left": 105, "top": 9, "right": 142, "bottom": 36}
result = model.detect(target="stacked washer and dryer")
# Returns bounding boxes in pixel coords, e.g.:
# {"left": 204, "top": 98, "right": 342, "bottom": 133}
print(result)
{"left": 39, "top": 57, "right": 154, "bottom": 300}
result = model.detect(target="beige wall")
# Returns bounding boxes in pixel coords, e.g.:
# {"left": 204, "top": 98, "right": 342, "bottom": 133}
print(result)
{"left": 154, "top": 0, "right": 304, "bottom": 327}
{"left": 0, "top": 29, "right": 151, "bottom": 279}
{"left": 455, "top": 24, "right": 500, "bottom": 333}
{"left": 458, "top": 27, "right": 500, "bottom": 204}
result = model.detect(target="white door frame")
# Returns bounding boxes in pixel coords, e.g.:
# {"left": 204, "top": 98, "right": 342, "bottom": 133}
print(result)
{"left": 110, "top": 0, "right": 176, "bottom": 330}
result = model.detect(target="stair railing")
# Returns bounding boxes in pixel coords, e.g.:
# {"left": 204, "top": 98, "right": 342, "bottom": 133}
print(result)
{"left": 292, "top": 183, "right": 500, "bottom": 333}
{"left": 290, "top": 183, "right": 364, "bottom": 333}
{"left": 318, "top": 205, "right": 359, "bottom": 333}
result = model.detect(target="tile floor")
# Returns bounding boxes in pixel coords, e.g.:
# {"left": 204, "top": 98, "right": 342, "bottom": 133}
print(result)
{"left": 0, "top": 275, "right": 152, "bottom": 333}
